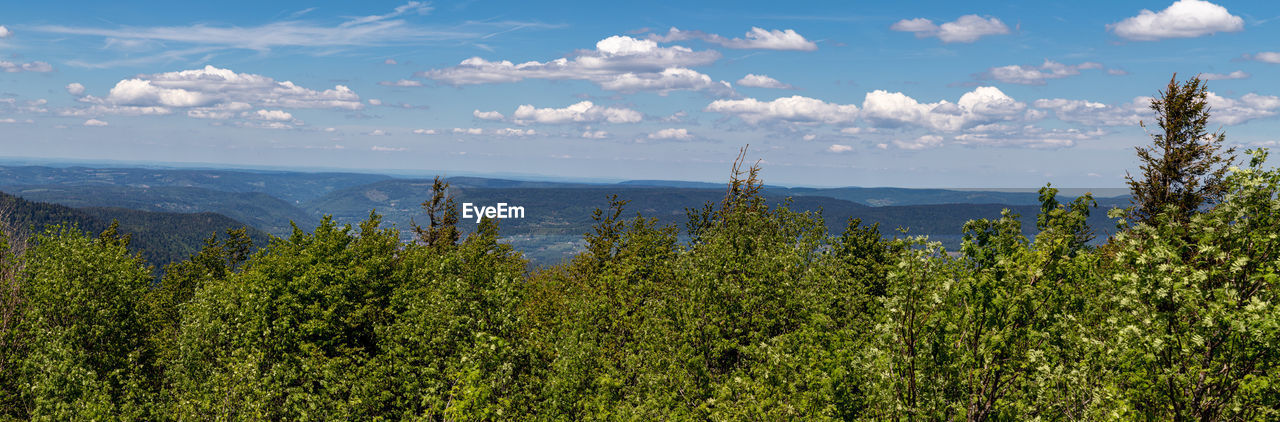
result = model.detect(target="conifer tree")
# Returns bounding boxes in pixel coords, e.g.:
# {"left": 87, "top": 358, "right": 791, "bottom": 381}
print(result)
{"left": 1126, "top": 73, "right": 1235, "bottom": 225}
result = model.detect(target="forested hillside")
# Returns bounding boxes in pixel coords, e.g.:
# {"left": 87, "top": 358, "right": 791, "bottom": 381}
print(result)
{"left": 0, "top": 191, "right": 268, "bottom": 270}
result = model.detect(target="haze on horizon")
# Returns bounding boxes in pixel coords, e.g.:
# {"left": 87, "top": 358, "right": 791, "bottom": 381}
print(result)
{"left": 1, "top": 0, "right": 1278, "bottom": 188}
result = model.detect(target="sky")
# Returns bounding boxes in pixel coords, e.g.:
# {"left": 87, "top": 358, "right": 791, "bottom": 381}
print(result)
{"left": 1, "top": 0, "right": 1278, "bottom": 187}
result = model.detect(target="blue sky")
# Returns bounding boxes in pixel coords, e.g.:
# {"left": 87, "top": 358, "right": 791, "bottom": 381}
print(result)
{"left": 1, "top": 0, "right": 1278, "bottom": 187}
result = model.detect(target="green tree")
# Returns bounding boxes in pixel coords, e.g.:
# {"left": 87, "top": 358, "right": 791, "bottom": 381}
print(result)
{"left": 1126, "top": 74, "right": 1236, "bottom": 225}
{"left": 10, "top": 224, "right": 156, "bottom": 420}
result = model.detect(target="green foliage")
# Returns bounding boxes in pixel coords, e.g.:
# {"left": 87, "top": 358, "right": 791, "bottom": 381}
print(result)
{"left": 2, "top": 150, "right": 1277, "bottom": 418}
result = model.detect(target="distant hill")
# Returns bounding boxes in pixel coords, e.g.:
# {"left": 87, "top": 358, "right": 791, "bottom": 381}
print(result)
{"left": 0, "top": 165, "right": 390, "bottom": 204}
{"left": 1, "top": 184, "right": 316, "bottom": 236}
{"left": 0, "top": 191, "right": 270, "bottom": 271}
{"left": 303, "top": 179, "right": 1123, "bottom": 253}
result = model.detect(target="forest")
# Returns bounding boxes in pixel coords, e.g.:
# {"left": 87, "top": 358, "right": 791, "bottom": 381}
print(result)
{"left": 0, "top": 76, "right": 1276, "bottom": 420}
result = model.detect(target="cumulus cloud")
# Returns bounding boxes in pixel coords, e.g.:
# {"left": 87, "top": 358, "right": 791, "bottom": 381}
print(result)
{"left": 891, "top": 15, "right": 1010, "bottom": 43}
{"left": 452, "top": 127, "right": 483, "bottom": 135}
{"left": 384, "top": 58, "right": 398, "bottom": 65}
{"left": 736, "top": 74, "right": 794, "bottom": 89}
{"left": 1108, "top": 0, "right": 1242, "bottom": 41}
{"left": 247, "top": 109, "right": 293, "bottom": 121}
{"left": 705, "top": 95, "right": 858, "bottom": 125}
{"left": 69, "top": 65, "right": 360, "bottom": 118}
{"left": 368, "top": 129, "right": 388, "bottom": 136}
{"left": 66, "top": 83, "right": 86, "bottom": 96}
{"left": 378, "top": 79, "right": 423, "bottom": 87}
{"left": 581, "top": 130, "right": 609, "bottom": 139}
{"left": 828, "top": 144, "right": 853, "bottom": 153}
{"left": 371, "top": 145, "right": 407, "bottom": 152}
{"left": 649, "top": 27, "right": 817, "bottom": 51}
{"left": 1032, "top": 97, "right": 1149, "bottom": 127}
{"left": 83, "top": 118, "right": 109, "bottom": 127}
{"left": 1244, "top": 52, "right": 1280, "bottom": 64}
{"left": 473, "top": 109, "right": 504, "bottom": 120}
{"left": 861, "top": 86, "right": 1025, "bottom": 131}
{"left": 512, "top": 101, "right": 642, "bottom": 124}
{"left": 1205, "top": 92, "right": 1280, "bottom": 125}
{"left": 1200, "top": 70, "right": 1249, "bottom": 80}
{"left": 412, "top": 128, "right": 437, "bottom": 135}
{"left": 0, "top": 61, "right": 54, "bottom": 73}
{"left": 647, "top": 128, "right": 693, "bottom": 141}
{"left": 417, "top": 35, "right": 733, "bottom": 96}
{"left": 0, "top": 26, "right": 11, "bottom": 38}
{"left": 976, "top": 60, "right": 1103, "bottom": 85}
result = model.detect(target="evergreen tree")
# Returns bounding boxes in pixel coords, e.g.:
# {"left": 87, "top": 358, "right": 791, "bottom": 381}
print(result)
{"left": 1126, "top": 74, "right": 1236, "bottom": 225}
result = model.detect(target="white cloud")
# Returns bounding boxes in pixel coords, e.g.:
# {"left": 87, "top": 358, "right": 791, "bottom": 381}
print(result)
{"left": 581, "top": 130, "right": 609, "bottom": 139}
{"left": 367, "top": 99, "right": 382, "bottom": 106}
{"left": 30, "top": 2, "right": 544, "bottom": 54}
{"left": 890, "top": 135, "right": 944, "bottom": 150}
{"left": 369, "top": 129, "right": 388, "bottom": 136}
{"left": 473, "top": 109, "right": 504, "bottom": 120}
{"left": 1032, "top": 97, "right": 1149, "bottom": 127}
{"left": 891, "top": 15, "right": 1010, "bottom": 43}
{"left": 185, "top": 102, "right": 251, "bottom": 119}
{"left": 1107, "top": 68, "right": 1130, "bottom": 76}
{"left": 1205, "top": 92, "right": 1280, "bottom": 125}
{"left": 861, "top": 86, "right": 1025, "bottom": 131}
{"left": 248, "top": 109, "right": 293, "bottom": 121}
{"left": 0, "top": 26, "right": 11, "bottom": 38}
{"left": 412, "top": 128, "right": 437, "bottom": 135}
{"left": 1245, "top": 52, "right": 1280, "bottom": 64}
{"left": 418, "top": 35, "right": 733, "bottom": 96}
{"left": 371, "top": 145, "right": 407, "bottom": 152}
{"left": 1108, "top": 0, "right": 1243, "bottom": 41}
{"left": 512, "top": 101, "right": 642, "bottom": 124}
{"left": 378, "top": 79, "right": 423, "bottom": 87}
{"left": 802, "top": 134, "right": 817, "bottom": 141}
{"left": 650, "top": 27, "right": 817, "bottom": 51}
{"left": 597, "top": 67, "right": 735, "bottom": 96}
{"left": 83, "top": 118, "right": 109, "bottom": 127}
{"left": 647, "top": 128, "right": 693, "bottom": 140}
{"left": 0, "top": 61, "right": 54, "bottom": 73}
{"left": 977, "top": 60, "right": 1103, "bottom": 85}
{"left": 495, "top": 128, "right": 536, "bottom": 136}
{"left": 324, "top": 127, "right": 337, "bottom": 132}
{"left": 71, "top": 65, "right": 361, "bottom": 118}
{"left": 384, "top": 58, "right": 398, "bottom": 65}
{"left": 104, "top": 65, "right": 359, "bottom": 109}
{"left": 953, "top": 125, "right": 1102, "bottom": 149}
{"left": 1200, "top": 70, "right": 1249, "bottom": 80}
{"left": 828, "top": 144, "right": 853, "bottom": 153}
{"left": 66, "top": 83, "right": 86, "bottom": 96}
{"left": 737, "top": 74, "right": 794, "bottom": 89}
{"left": 705, "top": 95, "right": 859, "bottom": 125}
{"left": 452, "top": 127, "right": 483, "bottom": 135}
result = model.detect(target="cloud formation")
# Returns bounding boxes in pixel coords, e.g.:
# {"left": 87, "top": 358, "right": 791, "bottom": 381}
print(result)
{"left": 647, "top": 128, "right": 693, "bottom": 141}
{"left": 1108, "top": 0, "right": 1243, "bottom": 41}
{"left": 1032, "top": 97, "right": 1149, "bottom": 127}
{"left": 861, "top": 86, "right": 1025, "bottom": 131}
{"left": 976, "top": 60, "right": 1103, "bottom": 85}
{"left": 736, "top": 74, "right": 794, "bottom": 89}
{"left": 891, "top": 15, "right": 1010, "bottom": 43}
{"left": 473, "top": 109, "right": 504, "bottom": 120}
{"left": 66, "top": 83, "right": 86, "bottom": 96}
{"left": 705, "top": 95, "right": 858, "bottom": 125}
{"left": 1200, "top": 70, "right": 1249, "bottom": 80}
{"left": 649, "top": 27, "right": 818, "bottom": 51}
{"left": 73, "top": 65, "right": 361, "bottom": 118}
{"left": 83, "top": 118, "right": 109, "bottom": 127}
{"left": 417, "top": 35, "right": 733, "bottom": 96}
{"left": 1244, "top": 52, "right": 1280, "bottom": 64}
{"left": 511, "top": 101, "right": 642, "bottom": 124}
{"left": 0, "top": 61, "right": 54, "bottom": 73}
